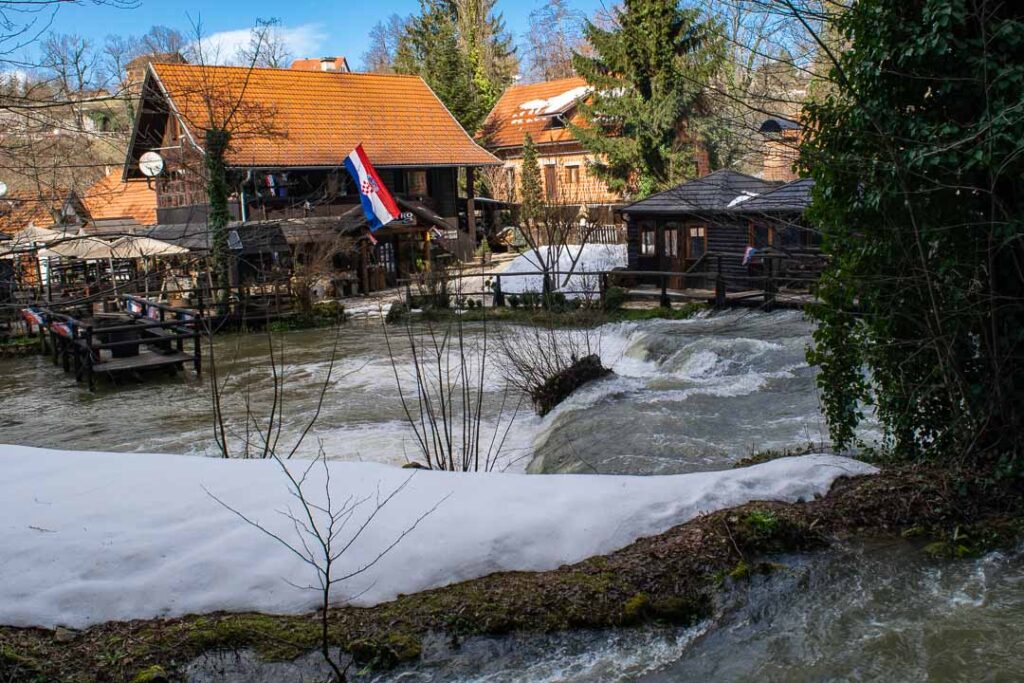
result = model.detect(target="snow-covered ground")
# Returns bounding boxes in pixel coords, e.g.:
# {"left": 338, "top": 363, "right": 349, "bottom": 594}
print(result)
{"left": 500, "top": 244, "right": 627, "bottom": 297}
{"left": 0, "top": 445, "right": 875, "bottom": 629}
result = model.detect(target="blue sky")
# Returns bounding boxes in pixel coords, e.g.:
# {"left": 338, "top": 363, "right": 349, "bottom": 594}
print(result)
{"left": 43, "top": 0, "right": 608, "bottom": 70}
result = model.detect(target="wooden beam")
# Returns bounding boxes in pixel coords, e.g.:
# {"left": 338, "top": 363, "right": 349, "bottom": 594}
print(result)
{"left": 465, "top": 166, "right": 476, "bottom": 239}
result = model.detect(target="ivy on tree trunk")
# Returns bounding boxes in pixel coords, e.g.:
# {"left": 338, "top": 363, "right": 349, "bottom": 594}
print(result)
{"left": 205, "top": 127, "right": 232, "bottom": 308}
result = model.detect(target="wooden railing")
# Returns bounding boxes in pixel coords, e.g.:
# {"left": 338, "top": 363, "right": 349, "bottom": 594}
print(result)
{"left": 30, "top": 294, "right": 203, "bottom": 391}
{"left": 400, "top": 250, "right": 825, "bottom": 313}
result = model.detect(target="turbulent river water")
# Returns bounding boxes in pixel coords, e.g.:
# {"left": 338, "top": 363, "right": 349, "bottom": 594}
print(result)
{"left": 187, "top": 540, "right": 1024, "bottom": 682}
{"left": 0, "top": 310, "right": 833, "bottom": 473}
{"left": 5, "top": 310, "right": 1018, "bottom": 681}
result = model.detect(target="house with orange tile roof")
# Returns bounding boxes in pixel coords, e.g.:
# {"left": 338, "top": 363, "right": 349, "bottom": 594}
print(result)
{"left": 480, "top": 77, "right": 714, "bottom": 226}
{"left": 83, "top": 173, "right": 158, "bottom": 227}
{"left": 479, "top": 77, "right": 623, "bottom": 211}
{"left": 289, "top": 56, "right": 350, "bottom": 73}
{"left": 122, "top": 62, "right": 500, "bottom": 290}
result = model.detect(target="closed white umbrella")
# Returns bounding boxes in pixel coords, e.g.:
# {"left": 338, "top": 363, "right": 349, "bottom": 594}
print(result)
{"left": 109, "top": 235, "right": 188, "bottom": 259}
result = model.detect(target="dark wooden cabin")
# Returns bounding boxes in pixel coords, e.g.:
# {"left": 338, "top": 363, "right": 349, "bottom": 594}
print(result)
{"left": 122, "top": 62, "right": 501, "bottom": 293}
{"left": 622, "top": 171, "right": 821, "bottom": 291}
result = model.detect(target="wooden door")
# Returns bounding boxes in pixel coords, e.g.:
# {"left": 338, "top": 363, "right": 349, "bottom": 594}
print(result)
{"left": 661, "top": 221, "right": 684, "bottom": 289}
{"left": 544, "top": 165, "right": 558, "bottom": 201}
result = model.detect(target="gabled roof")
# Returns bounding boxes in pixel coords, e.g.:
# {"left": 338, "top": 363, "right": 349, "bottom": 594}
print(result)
{"left": 140, "top": 63, "right": 499, "bottom": 169}
{"left": 0, "top": 191, "right": 86, "bottom": 234}
{"left": 736, "top": 178, "right": 813, "bottom": 213}
{"left": 480, "top": 76, "right": 590, "bottom": 149}
{"left": 623, "top": 170, "right": 781, "bottom": 215}
{"left": 290, "top": 56, "right": 350, "bottom": 73}
{"left": 84, "top": 174, "right": 158, "bottom": 226}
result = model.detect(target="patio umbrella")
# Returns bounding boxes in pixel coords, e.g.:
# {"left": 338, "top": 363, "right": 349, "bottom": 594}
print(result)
{"left": 109, "top": 235, "right": 188, "bottom": 259}
{"left": 38, "top": 231, "right": 116, "bottom": 260}
{"left": 0, "top": 224, "right": 64, "bottom": 257}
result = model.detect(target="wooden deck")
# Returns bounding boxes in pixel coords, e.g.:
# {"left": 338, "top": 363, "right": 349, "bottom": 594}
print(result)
{"left": 93, "top": 350, "right": 195, "bottom": 374}
{"left": 626, "top": 286, "right": 815, "bottom": 310}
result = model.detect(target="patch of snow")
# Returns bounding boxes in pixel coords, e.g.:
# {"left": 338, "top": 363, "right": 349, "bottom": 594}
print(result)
{"left": 501, "top": 244, "right": 627, "bottom": 298}
{"left": 518, "top": 86, "right": 591, "bottom": 116}
{"left": 727, "top": 191, "right": 759, "bottom": 208}
{"left": 0, "top": 445, "right": 876, "bottom": 628}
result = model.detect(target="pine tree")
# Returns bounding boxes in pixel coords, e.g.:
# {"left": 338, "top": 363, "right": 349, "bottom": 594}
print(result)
{"left": 395, "top": 0, "right": 517, "bottom": 134}
{"left": 519, "top": 133, "right": 542, "bottom": 227}
{"left": 571, "top": 0, "right": 721, "bottom": 197}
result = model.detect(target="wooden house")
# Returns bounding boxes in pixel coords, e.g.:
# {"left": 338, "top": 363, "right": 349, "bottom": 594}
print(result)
{"left": 121, "top": 62, "right": 501, "bottom": 293}
{"left": 622, "top": 170, "right": 820, "bottom": 290}
{"left": 481, "top": 77, "right": 620, "bottom": 208}
{"left": 480, "top": 76, "right": 713, "bottom": 234}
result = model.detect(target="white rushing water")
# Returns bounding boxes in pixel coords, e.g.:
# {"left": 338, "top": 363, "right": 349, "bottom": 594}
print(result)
{"left": 0, "top": 310, "right": 858, "bottom": 473}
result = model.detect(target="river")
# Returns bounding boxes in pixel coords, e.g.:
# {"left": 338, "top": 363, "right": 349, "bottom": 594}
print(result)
{"left": 0, "top": 310, "right": 836, "bottom": 472}
{"left": 186, "top": 540, "right": 1024, "bottom": 682}
{"left": 3, "top": 310, "right": 1018, "bottom": 681}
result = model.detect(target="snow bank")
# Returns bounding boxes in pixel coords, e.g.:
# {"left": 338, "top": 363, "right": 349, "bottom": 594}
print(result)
{"left": 0, "top": 445, "right": 876, "bottom": 628}
{"left": 501, "top": 244, "right": 627, "bottom": 297}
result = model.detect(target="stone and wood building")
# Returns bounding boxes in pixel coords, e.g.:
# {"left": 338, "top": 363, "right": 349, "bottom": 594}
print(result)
{"left": 121, "top": 61, "right": 500, "bottom": 293}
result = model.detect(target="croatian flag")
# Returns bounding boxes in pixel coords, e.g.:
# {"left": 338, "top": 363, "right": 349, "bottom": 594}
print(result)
{"left": 344, "top": 144, "right": 400, "bottom": 231}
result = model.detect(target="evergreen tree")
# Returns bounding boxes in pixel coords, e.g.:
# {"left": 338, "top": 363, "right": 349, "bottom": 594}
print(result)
{"left": 571, "top": 0, "right": 721, "bottom": 197}
{"left": 519, "top": 132, "right": 542, "bottom": 227}
{"left": 395, "top": 0, "right": 516, "bottom": 134}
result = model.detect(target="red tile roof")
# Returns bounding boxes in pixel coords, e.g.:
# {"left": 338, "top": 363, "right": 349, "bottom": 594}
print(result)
{"left": 84, "top": 174, "right": 158, "bottom": 225}
{"left": 290, "top": 56, "right": 349, "bottom": 72}
{"left": 150, "top": 63, "right": 499, "bottom": 168}
{"left": 481, "top": 76, "right": 590, "bottom": 149}
{"left": 0, "top": 195, "right": 59, "bottom": 234}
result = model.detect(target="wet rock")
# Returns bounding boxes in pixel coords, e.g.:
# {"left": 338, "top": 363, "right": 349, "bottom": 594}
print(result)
{"left": 53, "top": 626, "right": 77, "bottom": 642}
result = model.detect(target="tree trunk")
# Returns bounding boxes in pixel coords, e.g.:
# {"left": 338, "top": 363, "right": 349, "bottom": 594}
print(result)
{"left": 205, "top": 128, "right": 232, "bottom": 312}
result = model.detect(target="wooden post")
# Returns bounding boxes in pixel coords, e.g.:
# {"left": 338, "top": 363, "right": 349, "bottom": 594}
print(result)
{"left": 466, "top": 166, "right": 476, "bottom": 250}
{"left": 61, "top": 324, "right": 71, "bottom": 373}
{"left": 600, "top": 272, "right": 609, "bottom": 305}
{"left": 84, "top": 325, "right": 95, "bottom": 392}
{"left": 360, "top": 241, "right": 370, "bottom": 295}
{"left": 765, "top": 256, "right": 776, "bottom": 312}
{"left": 176, "top": 310, "right": 184, "bottom": 354}
{"left": 715, "top": 256, "right": 726, "bottom": 309}
{"left": 194, "top": 290, "right": 203, "bottom": 377}
{"left": 660, "top": 273, "right": 671, "bottom": 309}
{"left": 494, "top": 275, "right": 505, "bottom": 307}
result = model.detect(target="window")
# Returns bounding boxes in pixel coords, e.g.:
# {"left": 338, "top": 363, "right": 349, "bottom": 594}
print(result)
{"left": 686, "top": 225, "right": 706, "bottom": 259}
{"left": 565, "top": 165, "right": 580, "bottom": 184}
{"left": 664, "top": 227, "right": 678, "bottom": 257}
{"left": 641, "top": 224, "right": 656, "bottom": 256}
{"left": 749, "top": 222, "right": 773, "bottom": 249}
{"left": 406, "top": 170, "right": 427, "bottom": 196}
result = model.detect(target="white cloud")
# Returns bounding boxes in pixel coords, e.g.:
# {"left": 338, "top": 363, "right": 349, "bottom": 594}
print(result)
{"left": 193, "top": 23, "right": 328, "bottom": 66}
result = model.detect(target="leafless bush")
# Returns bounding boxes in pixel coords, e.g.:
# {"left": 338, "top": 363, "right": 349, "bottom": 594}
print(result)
{"left": 497, "top": 322, "right": 606, "bottom": 416}
{"left": 206, "top": 444, "right": 444, "bottom": 681}
{"left": 383, "top": 276, "right": 523, "bottom": 472}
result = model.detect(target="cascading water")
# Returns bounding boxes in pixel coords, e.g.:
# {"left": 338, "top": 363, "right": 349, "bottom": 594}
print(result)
{"left": 0, "top": 311, "right": 840, "bottom": 471}
{"left": 185, "top": 541, "right": 1024, "bottom": 681}
{"left": 529, "top": 310, "right": 839, "bottom": 474}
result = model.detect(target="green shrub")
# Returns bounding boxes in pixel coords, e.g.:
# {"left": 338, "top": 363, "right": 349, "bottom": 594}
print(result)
{"left": 603, "top": 286, "right": 627, "bottom": 312}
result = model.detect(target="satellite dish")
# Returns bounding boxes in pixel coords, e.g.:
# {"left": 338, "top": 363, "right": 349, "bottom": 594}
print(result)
{"left": 0, "top": 181, "right": 7, "bottom": 198}
{"left": 139, "top": 151, "right": 165, "bottom": 178}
